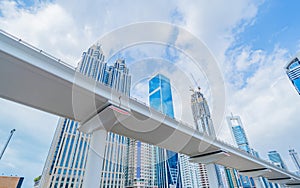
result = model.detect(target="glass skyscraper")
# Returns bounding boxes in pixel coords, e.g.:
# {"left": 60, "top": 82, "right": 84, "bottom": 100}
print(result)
{"left": 285, "top": 57, "right": 300, "bottom": 95}
{"left": 226, "top": 114, "right": 257, "bottom": 188}
{"left": 289, "top": 148, "right": 300, "bottom": 173}
{"left": 126, "top": 73, "right": 198, "bottom": 188}
{"left": 149, "top": 74, "right": 182, "bottom": 188}
{"left": 39, "top": 44, "right": 131, "bottom": 188}
{"left": 268, "top": 151, "right": 288, "bottom": 170}
{"left": 226, "top": 114, "right": 251, "bottom": 154}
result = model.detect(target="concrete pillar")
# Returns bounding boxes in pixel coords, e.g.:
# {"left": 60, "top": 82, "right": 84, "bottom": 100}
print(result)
{"left": 82, "top": 129, "right": 107, "bottom": 188}
{"left": 206, "top": 163, "right": 220, "bottom": 187}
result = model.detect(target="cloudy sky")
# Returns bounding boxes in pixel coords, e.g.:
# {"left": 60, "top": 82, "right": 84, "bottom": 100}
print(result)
{"left": 1, "top": 0, "right": 300, "bottom": 187}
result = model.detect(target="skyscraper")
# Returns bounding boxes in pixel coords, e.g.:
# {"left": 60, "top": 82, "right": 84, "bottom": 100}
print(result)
{"left": 289, "top": 148, "right": 300, "bottom": 173}
{"left": 125, "top": 139, "right": 155, "bottom": 187}
{"left": 190, "top": 87, "right": 230, "bottom": 188}
{"left": 39, "top": 44, "right": 131, "bottom": 188}
{"left": 227, "top": 114, "right": 257, "bottom": 188}
{"left": 268, "top": 151, "right": 287, "bottom": 170}
{"left": 226, "top": 114, "right": 251, "bottom": 154}
{"left": 225, "top": 168, "right": 241, "bottom": 188}
{"left": 191, "top": 87, "right": 215, "bottom": 136}
{"left": 285, "top": 56, "right": 300, "bottom": 95}
{"left": 190, "top": 88, "right": 213, "bottom": 188}
{"left": 149, "top": 73, "right": 182, "bottom": 187}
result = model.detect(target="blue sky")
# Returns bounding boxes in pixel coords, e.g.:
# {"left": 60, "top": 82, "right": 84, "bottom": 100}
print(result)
{"left": 1, "top": 0, "right": 300, "bottom": 187}
{"left": 234, "top": 0, "right": 300, "bottom": 54}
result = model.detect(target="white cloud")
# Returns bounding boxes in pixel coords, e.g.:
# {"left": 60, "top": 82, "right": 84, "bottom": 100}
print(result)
{"left": 3, "top": 0, "right": 300, "bottom": 185}
{"left": 223, "top": 46, "right": 300, "bottom": 171}
{"left": 177, "top": 0, "right": 262, "bottom": 62}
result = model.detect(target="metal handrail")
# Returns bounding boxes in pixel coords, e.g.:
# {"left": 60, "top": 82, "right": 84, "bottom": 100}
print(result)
{"left": 0, "top": 29, "right": 75, "bottom": 70}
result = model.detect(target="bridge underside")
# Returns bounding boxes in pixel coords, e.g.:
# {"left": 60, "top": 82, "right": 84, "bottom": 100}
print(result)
{"left": 1, "top": 30, "right": 300, "bottom": 186}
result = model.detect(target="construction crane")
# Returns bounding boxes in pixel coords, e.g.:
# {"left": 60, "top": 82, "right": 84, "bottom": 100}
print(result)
{"left": 189, "top": 73, "right": 201, "bottom": 93}
{"left": 0, "top": 129, "right": 16, "bottom": 160}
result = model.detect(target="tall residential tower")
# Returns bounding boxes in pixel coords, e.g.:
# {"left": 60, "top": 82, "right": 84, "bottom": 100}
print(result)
{"left": 191, "top": 87, "right": 230, "bottom": 188}
{"left": 39, "top": 44, "right": 131, "bottom": 188}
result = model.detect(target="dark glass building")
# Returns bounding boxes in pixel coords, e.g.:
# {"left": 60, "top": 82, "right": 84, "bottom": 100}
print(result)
{"left": 285, "top": 57, "right": 300, "bottom": 95}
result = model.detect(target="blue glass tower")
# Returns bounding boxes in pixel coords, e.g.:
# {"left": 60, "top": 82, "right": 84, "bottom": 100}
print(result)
{"left": 268, "top": 151, "right": 287, "bottom": 170}
{"left": 285, "top": 57, "right": 300, "bottom": 95}
{"left": 227, "top": 114, "right": 255, "bottom": 188}
{"left": 227, "top": 115, "right": 251, "bottom": 154}
{"left": 149, "top": 74, "right": 182, "bottom": 188}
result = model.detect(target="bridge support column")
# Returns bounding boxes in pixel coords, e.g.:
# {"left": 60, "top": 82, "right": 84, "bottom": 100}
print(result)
{"left": 78, "top": 111, "right": 110, "bottom": 188}
{"left": 206, "top": 163, "right": 220, "bottom": 187}
{"left": 82, "top": 128, "right": 107, "bottom": 188}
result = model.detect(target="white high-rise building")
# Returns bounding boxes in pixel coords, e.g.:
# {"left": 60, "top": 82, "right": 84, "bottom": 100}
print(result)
{"left": 125, "top": 139, "right": 155, "bottom": 187}
{"left": 191, "top": 87, "right": 215, "bottom": 136}
{"left": 39, "top": 44, "right": 131, "bottom": 188}
{"left": 99, "top": 58, "right": 131, "bottom": 187}
{"left": 179, "top": 154, "right": 193, "bottom": 188}
{"left": 190, "top": 87, "right": 230, "bottom": 188}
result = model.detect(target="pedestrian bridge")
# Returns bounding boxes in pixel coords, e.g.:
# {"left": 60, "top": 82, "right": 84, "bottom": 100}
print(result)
{"left": 0, "top": 30, "right": 299, "bottom": 187}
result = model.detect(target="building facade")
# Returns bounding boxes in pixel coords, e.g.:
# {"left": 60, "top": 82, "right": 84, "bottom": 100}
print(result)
{"left": 285, "top": 56, "right": 300, "bottom": 95}
{"left": 0, "top": 176, "right": 24, "bottom": 188}
{"left": 190, "top": 87, "right": 231, "bottom": 188}
{"left": 190, "top": 88, "right": 214, "bottom": 188}
{"left": 227, "top": 114, "right": 258, "bottom": 188}
{"left": 226, "top": 115, "right": 251, "bottom": 154}
{"left": 125, "top": 139, "right": 155, "bottom": 187}
{"left": 268, "top": 151, "right": 288, "bottom": 170}
{"left": 148, "top": 74, "right": 183, "bottom": 187}
{"left": 191, "top": 87, "right": 215, "bottom": 136}
{"left": 39, "top": 44, "right": 131, "bottom": 188}
{"left": 99, "top": 59, "right": 131, "bottom": 187}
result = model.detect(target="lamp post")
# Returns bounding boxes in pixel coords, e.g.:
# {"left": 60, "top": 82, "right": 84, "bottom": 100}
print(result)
{"left": 0, "top": 129, "right": 16, "bottom": 160}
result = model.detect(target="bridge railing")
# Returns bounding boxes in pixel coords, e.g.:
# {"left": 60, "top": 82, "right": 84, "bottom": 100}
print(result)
{"left": 2, "top": 29, "right": 300, "bottom": 181}
{"left": 0, "top": 29, "right": 75, "bottom": 70}
{"left": 0, "top": 29, "right": 268, "bottom": 159}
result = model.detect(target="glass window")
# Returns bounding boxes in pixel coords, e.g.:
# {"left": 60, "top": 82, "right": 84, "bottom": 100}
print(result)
{"left": 288, "top": 58, "right": 300, "bottom": 70}
{"left": 293, "top": 78, "right": 300, "bottom": 94}
{"left": 149, "top": 90, "right": 162, "bottom": 112}
{"left": 161, "top": 79, "right": 174, "bottom": 118}
{"left": 149, "top": 75, "right": 160, "bottom": 93}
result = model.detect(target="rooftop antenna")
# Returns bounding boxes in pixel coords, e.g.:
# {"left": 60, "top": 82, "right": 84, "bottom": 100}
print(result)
{"left": 190, "top": 73, "right": 201, "bottom": 93}
{"left": 0, "top": 129, "right": 16, "bottom": 160}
